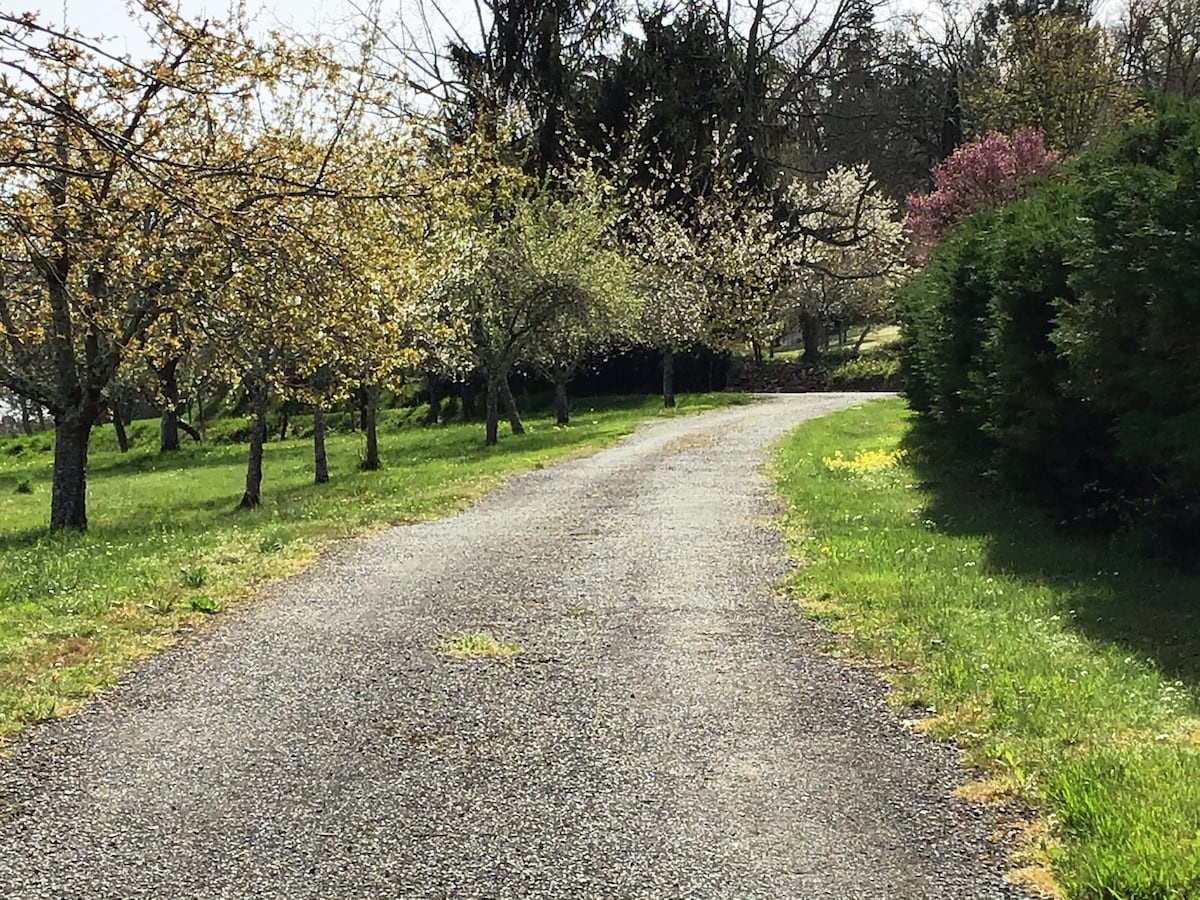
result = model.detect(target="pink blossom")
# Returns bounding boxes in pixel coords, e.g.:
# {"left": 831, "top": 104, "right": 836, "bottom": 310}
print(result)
{"left": 904, "top": 130, "right": 1060, "bottom": 263}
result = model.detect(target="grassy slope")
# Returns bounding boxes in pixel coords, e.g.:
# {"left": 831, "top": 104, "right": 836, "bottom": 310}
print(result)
{"left": 772, "top": 398, "right": 1200, "bottom": 900}
{"left": 0, "top": 393, "right": 746, "bottom": 740}
{"left": 767, "top": 325, "right": 901, "bottom": 390}
{"left": 772, "top": 323, "right": 902, "bottom": 359}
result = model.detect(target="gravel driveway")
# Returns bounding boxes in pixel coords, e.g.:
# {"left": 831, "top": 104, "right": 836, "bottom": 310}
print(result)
{"left": 0, "top": 394, "right": 1028, "bottom": 899}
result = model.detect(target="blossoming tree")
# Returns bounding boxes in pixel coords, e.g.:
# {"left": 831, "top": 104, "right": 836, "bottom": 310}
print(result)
{"left": 904, "top": 129, "right": 1060, "bottom": 263}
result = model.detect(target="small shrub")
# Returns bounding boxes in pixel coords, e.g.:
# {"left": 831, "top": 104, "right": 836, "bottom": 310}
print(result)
{"left": 187, "top": 595, "right": 221, "bottom": 614}
{"left": 144, "top": 596, "right": 174, "bottom": 615}
{"left": 178, "top": 565, "right": 207, "bottom": 588}
{"left": 824, "top": 352, "right": 900, "bottom": 390}
{"left": 14, "top": 480, "right": 32, "bottom": 495}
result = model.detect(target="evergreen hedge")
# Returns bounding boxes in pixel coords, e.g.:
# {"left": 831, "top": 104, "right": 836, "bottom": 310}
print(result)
{"left": 899, "top": 97, "right": 1200, "bottom": 553}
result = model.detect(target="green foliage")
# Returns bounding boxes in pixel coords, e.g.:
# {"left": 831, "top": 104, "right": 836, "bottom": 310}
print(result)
{"left": 822, "top": 348, "right": 901, "bottom": 391}
{"left": 964, "top": 15, "right": 1135, "bottom": 154}
{"left": 178, "top": 566, "right": 207, "bottom": 588}
{"left": 773, "top": 399, "right": 1200, "bottom": 900}
{"left": 899, "top": 211, "right": 998, "bottom": 433}
{"left": 900, "top": 96, "right": 1200, "bottom": 551}
{"left": 1058, "top": 96, "right": 1200, "bottom": 548}
{"left": 187, "top": 595, "right": 221, "bottom": 614}
{"left": 144, "top": 597, "right": 175, "bottom": 616}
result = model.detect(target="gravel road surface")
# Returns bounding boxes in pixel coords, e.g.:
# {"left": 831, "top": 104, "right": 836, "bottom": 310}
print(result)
{"left": 0, "top": 394, "right": 1029, "bottom": 899}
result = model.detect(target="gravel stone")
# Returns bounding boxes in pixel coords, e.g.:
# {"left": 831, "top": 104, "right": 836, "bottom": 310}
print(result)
{"left": 0, "top": 393, "right": 1031, "bottom": 899}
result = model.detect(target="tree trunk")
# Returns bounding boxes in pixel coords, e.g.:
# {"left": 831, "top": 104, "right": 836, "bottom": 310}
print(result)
{"left": 852, "top": 324, "right": 873, "bottom": 354}
{"left": 160, "top": 407, "right": 179, "bottom": 451}
{"left": 801, "top": 312, "right": 825, "bottom": 363}
{"left": 485, "top": 378, "right": 500, "bottom": 445}
{"left": 195, "top": 387, "right": 206, "bottom": 439}
{"left": 50, "top": 413, "right": 92, "bottom": 531}
{"left": 19, "top": 400, "right": 31, "bottom": 435}
{"left": 461, "top": 383, "right": 476, "bottom": 421}
{"left": 278, "top": 403, "right": 290, "bottom": 441}
{"left": 662, "top": 348, "right": 676, "bottom": 408}
{"left": 238, "top": 383, "right": 268, "bottom": 509}
{"left": 424, "top": 375, "right": 442, "bottom": 426}
{"left": 178, "top": 420, "right": 201, "bottom": 442}
{"left": 313, "top": 404, "right": 329, "bottom": 484}
{"left": 159, "top": 358, "right": 181, "bottom": 453}
{"left": 360, "top": 384, "right": 380, "bottom": 470}
{"left": 941, "top": 72, "right": 964, "bottom": 160}
{"left": 553, "top": 376, "right": 570, "bottom": 425}
{"left": 36, "top": 405, "right": 45, "bottom": 431}
{"left": 499, "top": 376, "right": 525, "bottom": 435}
{"left": 751, "top": 340, "right": 764, "bottom": 368}
{"left": 110, "top": 402, "right": 129, "bottom": 454}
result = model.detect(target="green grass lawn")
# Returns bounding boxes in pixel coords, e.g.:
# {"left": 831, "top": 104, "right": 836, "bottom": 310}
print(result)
{"left": 772, "top": 398, "right": 1200, "bottom": 900}
{"left": 0, "top": 393, "right": 746, "bottom": 741}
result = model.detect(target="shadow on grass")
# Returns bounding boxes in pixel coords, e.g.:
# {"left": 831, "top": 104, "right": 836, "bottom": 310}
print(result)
{"left": 0, "top": 413, "right": 626, "bottom": 555}
{"left": 0, "top": 492, "right": 255, "bottom": 557}
{"left": 0, "top": 526, "right": 52, "bottom": 553}
{"left": 85, "top": 448, "right": 248, "bottom": 478}
{"left": 904, "top": 424, "right": 1200, "bottom": 693}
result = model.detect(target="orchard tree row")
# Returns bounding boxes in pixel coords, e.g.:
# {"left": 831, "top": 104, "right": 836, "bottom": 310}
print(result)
{"left": 0, "top": 3, "right": 905, "bottom": 532}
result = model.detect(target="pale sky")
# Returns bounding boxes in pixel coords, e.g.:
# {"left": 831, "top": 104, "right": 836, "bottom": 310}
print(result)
{"left": 45, "top": 0, "right": 478, "bottom": 59}
{"left": 61, "top": 0, "right": 361, "bottom": 42}
{"left": 48, "top": 0, "right": 957, "bottom": 57}
{"left": 40, "top": 0, "right": 1128, "bottom": 53}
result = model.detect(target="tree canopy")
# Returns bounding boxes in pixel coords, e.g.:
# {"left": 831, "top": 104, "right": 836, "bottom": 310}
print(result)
{"left": 0, "top": 0, "right": 1188, "bottom": 531}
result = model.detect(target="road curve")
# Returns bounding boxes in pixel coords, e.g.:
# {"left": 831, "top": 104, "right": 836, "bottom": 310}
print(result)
{"left": 0, "top": 394, "right": 1028, "bottom": 899}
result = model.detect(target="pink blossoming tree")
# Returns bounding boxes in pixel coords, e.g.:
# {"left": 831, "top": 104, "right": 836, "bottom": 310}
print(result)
{"left": 904, "top": 130, "right": 1061, "bottom": 263}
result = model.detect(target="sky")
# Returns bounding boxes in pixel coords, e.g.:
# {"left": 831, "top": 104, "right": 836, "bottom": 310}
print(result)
{"left": 45, "top": 0, "right": 957, "bottom": 57}
{"left": 56, "top": 0, "right": 339, "bottom": 42}
{"left": 59, "top": 0, "right": 403, "bottom": 36}
{"left": 33, "top": 0, "right": 1128, "bottom": 60}
{"left": 45, "top": 0, "right": 477, "bottom": 55}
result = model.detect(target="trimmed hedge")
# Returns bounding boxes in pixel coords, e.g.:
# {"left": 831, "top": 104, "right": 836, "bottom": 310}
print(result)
{"left": 900, "top": 96, "right": 1200, "bottom": 553}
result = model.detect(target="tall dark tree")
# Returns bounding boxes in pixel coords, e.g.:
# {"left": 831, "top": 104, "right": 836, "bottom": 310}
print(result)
{"left": 580, "top": 7, "right": 745, "bottom": 190}
{"left": 427, "top": 0, "right": 623, "bottom": 176}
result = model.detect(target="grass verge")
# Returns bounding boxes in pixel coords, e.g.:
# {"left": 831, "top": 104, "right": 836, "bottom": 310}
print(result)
{"left": 771, "top": 397, "right": 1200, "bottom": 900}
{"left": 0, "top": 392, "right": 747, "bottom": 742}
